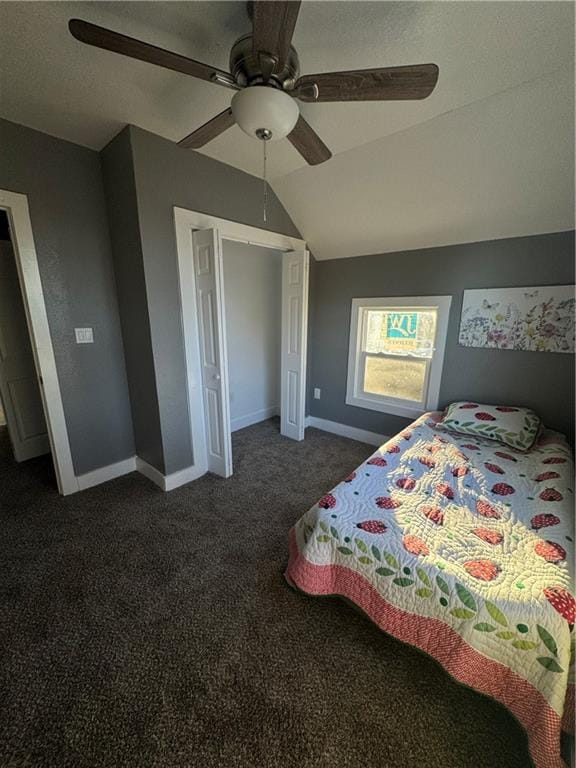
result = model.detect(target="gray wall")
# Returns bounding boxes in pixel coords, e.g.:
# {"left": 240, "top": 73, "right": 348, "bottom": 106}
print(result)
{"left": 223, "top": 240, "right": 282, "bottom": 428}
{"left": 0, "top": 119, "right": 135, "bottom": 474}
{"left": 308, "top": 230, "right": 575, "bottom": 442}
{"left": 105, "top": 125, "right": 301, "bottom": 474}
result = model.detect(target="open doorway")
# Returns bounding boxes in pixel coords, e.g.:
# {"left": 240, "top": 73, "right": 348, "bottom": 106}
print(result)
{"left": 0, "top": 210, "right": 51, "bottom": 463}
{"left": 174, "top": 207, "right": 309, "bottom": 482}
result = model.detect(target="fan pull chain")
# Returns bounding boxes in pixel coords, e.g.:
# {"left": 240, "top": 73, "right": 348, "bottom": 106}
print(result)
{"left": 262, "top": 138, "right": 268, "bottom": 224}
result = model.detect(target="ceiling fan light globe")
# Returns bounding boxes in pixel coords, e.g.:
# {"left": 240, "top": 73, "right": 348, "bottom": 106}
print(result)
{"left": 231, "top": 87, "right": 299, "bottom": 142}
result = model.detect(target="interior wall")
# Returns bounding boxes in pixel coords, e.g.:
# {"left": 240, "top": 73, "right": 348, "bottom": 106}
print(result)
{"left": 308, "top": 230, "right": 575, "bottom": 442}
{"left": 127, "top": 125, "right": 301, "bottom": 474}
{"left": 0, "top": 118, "right": 135, "bottom": 475}
{"left": 222, "top": 240, "right": 282, "bottom": 431}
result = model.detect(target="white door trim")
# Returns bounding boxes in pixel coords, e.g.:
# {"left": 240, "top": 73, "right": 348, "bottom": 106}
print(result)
{"left": 0, "top": 189, "right": 78, "bottom": 495}
{"left": 174, "top": 207, "right": 308, "bottom": 477}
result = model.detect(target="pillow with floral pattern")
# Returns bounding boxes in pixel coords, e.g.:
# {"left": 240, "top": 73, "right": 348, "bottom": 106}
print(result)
{"left": 438, "top": 401, "right": 542, "bottom": 451}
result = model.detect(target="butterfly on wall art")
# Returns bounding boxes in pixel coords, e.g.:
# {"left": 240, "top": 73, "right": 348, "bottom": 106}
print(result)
{"left": 458, "top": 285, "right": 575, "bottom": 353}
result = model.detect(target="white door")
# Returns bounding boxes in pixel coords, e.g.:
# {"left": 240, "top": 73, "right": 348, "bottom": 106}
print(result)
{"left": 192, "top": 229, "right": 232, "bottom": 478}
{"left": 0, "top": 239, "right": 50, "bottom": 461}
{"left": 281, "top": 250, "right": 309, "bottom": 440}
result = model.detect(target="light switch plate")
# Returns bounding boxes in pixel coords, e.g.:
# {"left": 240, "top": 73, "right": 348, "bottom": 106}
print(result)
{"left": 75, "top": 327, "right": 94, "bottom": 344}
{"left": 314, "top": 388, "right": 321, "bottom": 399}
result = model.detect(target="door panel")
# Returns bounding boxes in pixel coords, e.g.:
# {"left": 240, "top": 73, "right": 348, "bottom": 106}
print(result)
{"left": 281, "top": 250, "right": 309, "bottom": 440}
{"left": 0, "top": 239, "right": 49, "bottom": 461}
{"left": 192, "top": 229, "right": 232, "bottom": 478}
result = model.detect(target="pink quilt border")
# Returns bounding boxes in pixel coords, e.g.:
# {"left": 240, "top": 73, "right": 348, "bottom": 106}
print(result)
{"left": 286, "top": 528, "right": 572, "bottom": 768}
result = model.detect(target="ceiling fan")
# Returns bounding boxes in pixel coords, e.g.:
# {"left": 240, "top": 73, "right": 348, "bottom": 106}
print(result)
{"left": 69, "top": 2, "right": 439, "bottom": 166}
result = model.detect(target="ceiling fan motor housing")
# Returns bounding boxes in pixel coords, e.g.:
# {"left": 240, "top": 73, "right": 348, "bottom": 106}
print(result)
{"left": 229, "top": 33, "right": 300, "bottom": 89}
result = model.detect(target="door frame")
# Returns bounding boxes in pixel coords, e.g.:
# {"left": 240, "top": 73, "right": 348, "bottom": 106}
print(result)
{"left": 0, "top": 188, "right": 77, "bottom": 495}
{"left": 173, "top": 207, "right": 308, "bottom": 476}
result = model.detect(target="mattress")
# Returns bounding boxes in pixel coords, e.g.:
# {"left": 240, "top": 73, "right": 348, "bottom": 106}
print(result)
{"left": 286, "top": 412, "right": 575, "bottom": 768}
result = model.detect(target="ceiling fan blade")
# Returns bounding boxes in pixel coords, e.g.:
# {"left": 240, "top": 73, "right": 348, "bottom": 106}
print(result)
{"left": 287, "top": 116, "right": 332, "bottom": 166}
{"left": 178, "top": 109, "right": 236, "bottom": 149}
{"left": 68, "top": 19, "right": 238, "bottom": 90}
{"left": 294, "top": 63, "right": 439, "bottom": 102}
{"left": 252, "top": 1, "right": 301, "bottom": 76}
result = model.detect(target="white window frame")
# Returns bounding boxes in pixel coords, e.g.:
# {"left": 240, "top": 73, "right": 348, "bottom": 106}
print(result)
{"left": 346, "top": 295, "right": 452, "bottom": 419}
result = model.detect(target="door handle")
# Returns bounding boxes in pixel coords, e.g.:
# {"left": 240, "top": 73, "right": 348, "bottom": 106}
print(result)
{"left": 213, "top": 373, "right": 221, "bottom": 381}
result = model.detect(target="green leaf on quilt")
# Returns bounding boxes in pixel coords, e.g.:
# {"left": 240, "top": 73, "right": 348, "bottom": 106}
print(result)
{"left": 355, "top": 538, "right": 368, "bottom": 553}
{"left": 436, "top": 575, "right": 450, "bottom": 595}
{"left": 485, "top": 601, "right": 508, "bottom": 627}
{"left": 376, "top": 567, "right": 395, "bottom": 577}
{"left": 460, "top": 421, "right": 473, "bottom": 427}
{"left": 330, "top": 526, "right": 340, "bottom": 540}
{"left": 450, "top": 608, "right": 476, "bottom": 620}
{"left": 416, "top": 568, "right": 431, "bottom": 587}
{"left": 495, "top": 631, "right": 515, "bottom": 640}
{"left": 384, "top": 553, "right": 399, "bottom": 569}
{"left": 511, "top": 640, "right": 537, "bottom": 650}
{"left": 537, "top": 657, "right": 564, "bottom": 673}
{"left": 337, "top": 547, "right": 353, "bottom": 555}
{"left": 371, "top": 545, "right": 382, "bottom": 561}
{"left": 358, "top": 556, "right": 372, "bottom": 565}
{"left": 415, "top": 588, "right": 433, "bottom": 598}
{"left": 536, "top": 625, "right": 558, "bottom": 657}
{"left": 316, "top": 535, "right": 330, "bottom": 543}
{"left": 393, "top": 577, "right": 415, "bottom": 587}
{"left": 319, "top": 521, "right": 329, "bottom": 533}
{"left": 474, "top": 623, "right": 496, "bottom": 632}
{"left": 455, "top": 584, "right": 477, "bottom": 612}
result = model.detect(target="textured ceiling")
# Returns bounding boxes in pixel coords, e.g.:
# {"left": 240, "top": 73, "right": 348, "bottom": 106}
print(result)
{"left": 1, "top": 1, "right": 574, "bottom": 259}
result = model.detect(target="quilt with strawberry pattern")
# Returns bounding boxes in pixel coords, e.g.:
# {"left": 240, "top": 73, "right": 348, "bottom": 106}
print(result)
{"left": 286, "top": 412, "right": 575, "bottom": 768}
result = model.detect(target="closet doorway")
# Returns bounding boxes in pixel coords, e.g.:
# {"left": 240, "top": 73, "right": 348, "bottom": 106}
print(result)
{"left": 174, "top": 208, "right": 309, "bottom": 480}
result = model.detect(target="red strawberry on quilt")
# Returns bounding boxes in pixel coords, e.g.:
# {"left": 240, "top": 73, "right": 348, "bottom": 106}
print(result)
{"left": 422, "top": 506, "right": 444, "bottom": 525}
{"left": 460, "top": 403, "right": 479, "bottom": 409}
{"left": 344, "top": 472, "right": 356, "bottom": 483}
{"left": 356, "top": 520, "right": 387, "bottom": 534}
{"left": 318, "top": 494, "right": 336, "bottom": 510}
{"left": 376, "top": 496, "right": 402, "bottom": 510}
{"left": 462, "top": 444, "right": 480, "bottom": 451}
{"left": 452, "top": 466, "right": 468, "bottom": 477}
{"left": 543, "top": 586, "right": 576, "bottom": 626}
{"left": 492, "top": 483, "right": 515, "bottom": 496}
{"left": 540, "top": 488, "right": 563, "bottom": 502}
{"left": 419, "top": 456, "right": 436, "bottom": 469}
{"left": 402, "top": 431, "right": 413, "bottom": 441}
{"left": 475, "top": 412, "right": 496, "bottom": 421}
{"left": 531, "top": 513, "right": 561, "bottom": 530}
{"left": 535, "top": 541, "right": 566, "bottom": 564}
{"left": 535, "top": 471, "right": 561, "bottom": 482}
{"left": 396, "top": 477, "right": 416, "bottom": 491}
{"left": 476, "top": 500, "right": 501, "bottom": 519}
{"left": 485, "top": 462, "right": 505, "bottom": 475}
{"left": 496, "top": 406, "right": 519, "bottom": 412}
{"left": 542, "top": 457, "right": 567, "bottom": 465}
{"left": 436, "top": 482, "right": 454, "bottom": 500}
{"left": 464, "top": 559, "right": 501, "bottom": 581}
{"left": 387, "top": 444, "right": 401, "bottom": 454}
{"left": 473, "top": 528, "right": 503, "bottom": 545}
{"left": 367, "top": 457, "right": 387, "bottom": 467}
{"left": 494, "top": 451, "right": 517, "bottom": 462}
{"left": 403, "top": 535, "right": 430, "bottom": 556}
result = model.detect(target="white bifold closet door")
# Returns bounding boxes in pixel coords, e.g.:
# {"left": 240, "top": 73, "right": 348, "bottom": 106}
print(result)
{"left": 192, "top": 229, "right": 232, "bottom": 478}
{"left": 281, "top": 250, "right": 309, "bottom": 441}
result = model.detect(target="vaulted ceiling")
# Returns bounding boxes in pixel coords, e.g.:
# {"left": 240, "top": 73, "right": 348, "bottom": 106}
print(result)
{"left": 1, "top": 1, "right": 574, "bottom": 259}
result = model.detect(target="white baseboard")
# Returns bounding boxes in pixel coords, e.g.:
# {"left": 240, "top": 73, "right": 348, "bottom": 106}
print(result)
{"left": 305, "top": 416, "right": 388, "bottom": 447}
{"left": 76, "top": 456, "right": 137, "bottom": 491}
{"left": 231, "top": 405, "right": 279, "bottom": 433}
{"left": 135, "top": 457, "right": 205, "bottom": 491}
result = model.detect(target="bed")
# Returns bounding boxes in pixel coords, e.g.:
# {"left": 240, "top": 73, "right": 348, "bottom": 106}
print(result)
{"left": 286, "top": 411, "right": 575, "bottom": 768}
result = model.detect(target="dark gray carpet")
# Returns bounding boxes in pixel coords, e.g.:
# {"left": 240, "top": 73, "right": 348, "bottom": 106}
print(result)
{"left": 0, "top": 419, "right": 533, "bottom": 768}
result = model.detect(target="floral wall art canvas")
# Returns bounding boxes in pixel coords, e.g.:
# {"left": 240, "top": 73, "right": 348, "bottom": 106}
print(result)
{"left": 458, "top": 285, "right": 575, "bottom": 353}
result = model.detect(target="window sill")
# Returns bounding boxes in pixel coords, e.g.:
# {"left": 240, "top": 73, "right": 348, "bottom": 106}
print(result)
{"left": 345, "top": 394, "right": 425, "bottom": 420}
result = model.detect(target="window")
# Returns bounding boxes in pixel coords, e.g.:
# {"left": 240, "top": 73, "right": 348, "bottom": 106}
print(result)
{"left": 346, "top": 296, "right": 452, "bottom": 418}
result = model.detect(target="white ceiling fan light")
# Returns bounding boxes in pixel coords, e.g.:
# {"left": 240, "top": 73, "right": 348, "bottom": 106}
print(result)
{"left": 231, "top": 86, "right": 299, "bottom": 141}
